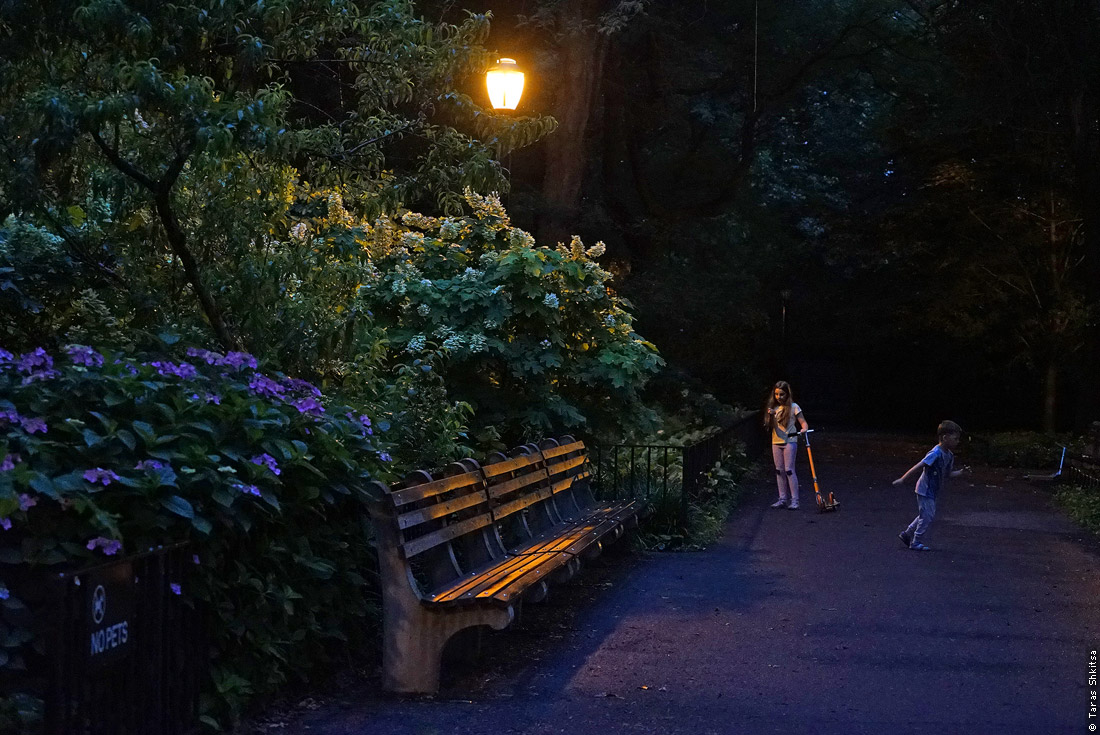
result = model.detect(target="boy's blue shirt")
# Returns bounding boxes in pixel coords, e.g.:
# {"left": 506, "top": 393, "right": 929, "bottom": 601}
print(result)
{"left": 915, "top": 444, "right": 954, "bottom": 500}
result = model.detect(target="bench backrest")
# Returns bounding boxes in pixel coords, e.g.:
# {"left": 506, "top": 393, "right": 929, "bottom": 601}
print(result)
{"left": 381, "top": 462, "right": 499, "bottom": 592}
{"left": 373, "top": 437, "right": 595, "bottom": 592}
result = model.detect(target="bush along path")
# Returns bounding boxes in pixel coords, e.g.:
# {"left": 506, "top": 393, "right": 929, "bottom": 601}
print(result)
{"left": 261, "top": 432, "right": 1099, "bottom": 735}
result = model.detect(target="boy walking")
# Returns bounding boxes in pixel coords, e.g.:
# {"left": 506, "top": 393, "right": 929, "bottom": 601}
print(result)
{"left": 893, "top": 420, "right": 966, "bottom": 551}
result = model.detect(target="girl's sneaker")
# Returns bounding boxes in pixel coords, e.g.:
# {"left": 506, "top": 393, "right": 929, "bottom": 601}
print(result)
{"left": 788, "top": 501, "right": 799, "bottom": 510}
{"left": 909, "top": 542, "right": 932, "bottom": 551}
{"left": 770, "top": 499, "right": 788, "bottom": 508}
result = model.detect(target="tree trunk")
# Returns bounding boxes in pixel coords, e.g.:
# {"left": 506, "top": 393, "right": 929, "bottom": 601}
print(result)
{"left": 1042, "top": 359, "right": 1058, "bottom": 432}
{"left": 154, "top": 189, "right": 240, "bottom": 351}
{"left": 538, "top": 1, "right": 609, "bottom": 246}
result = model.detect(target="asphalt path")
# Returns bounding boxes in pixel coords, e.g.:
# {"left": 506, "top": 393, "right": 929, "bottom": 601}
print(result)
{"left": 271, "top": 433, "right": 1100, "bottom": 735}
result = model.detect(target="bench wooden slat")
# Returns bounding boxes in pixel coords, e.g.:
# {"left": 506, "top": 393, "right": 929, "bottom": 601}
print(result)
{"left": 492, "top": 485, "right": 554, "bottom": 520}
{"left": 486, "top": 467, "right": 549, "bottom": 499}
{"left": 391, "top": 471, "right": 482, "bottom": 507}
{"left": 545, "top": 454, "right": 586, "bottom": 476}
{"left": 430, "top": 549, "right": 566, "bottom": 603}
{"left": 402, "top": 513, "right": 494, "bottom": 558}
{"left": 540, "top": 441, "right": 585, "bottom": 460}
{"left": 398, "top": 489, "right": 487, "bottom": 530}
{"left": 506, "top": 501, "right": 636, "bottom": 557}
{"left": 481, "top": 453, "right": 540, "bottom": 478}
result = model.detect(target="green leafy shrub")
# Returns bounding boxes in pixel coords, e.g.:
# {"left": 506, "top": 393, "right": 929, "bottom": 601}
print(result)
{"left": 0, "top": 345, "right": 390, "bottom": 731}
{"left": 233, "top": 190, "right": 663, "bottom": 449}
{"left": 970, "top": 431, "right": 1083, "bottom": 468}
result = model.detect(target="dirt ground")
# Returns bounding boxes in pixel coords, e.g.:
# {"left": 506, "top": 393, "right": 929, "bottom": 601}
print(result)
{"left": 246, "top": 432, "right": 1100, "bottom": 735}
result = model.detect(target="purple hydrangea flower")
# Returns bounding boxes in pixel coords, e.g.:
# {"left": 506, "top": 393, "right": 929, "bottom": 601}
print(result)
{"left": 292, "top": 397, "right": 324, "bottom": 416}
{"left": 0, "top": 348, "right": 14, "bottom": 366}
{"left": 16, "top": 348, "right": 52, "bottom": 373}
{"left": 17, "top": 494, "right": 35, "bottom": 511}
{"left": 149, "top": 361, "right": 198, "bottom": 379}
{"left": 0, "top": 409, "right": 19, "bottom": 425}
{"left": 220, "top": 351, "right": 258, "bottom": 370}
{"left": 135, "top": 459, "right": 166, "bottom": 471}
{"left": 86, "top": 537, "right": 123, "bottom": 555}
{"left": 251, "top": 453, "right": 281, "bottom": 476}
{"left": 170, "top": 583, "right": 182, "bottom": 595}
{"left": 379, "top": 452, "right": 393, "bottom": 462}
{"left": 1, "top": 454, "right": 19, "bottom": 472}
{"left": 206, "top": 393, "right": 221, "bottom": 405}
{"left": 20, "top": 416, "right": 47, "bottom": 434}
{"left": 83, "top": 468, "right": 121, "bottom": 486}
{"left": 283, "top": 377, "right": 322, "bottom": 398}
{"left": 66, "top": 345, "right": 104, "bottom": 368}
{"left": 20, "top": 368, "right": 59, "bottom": 385}
{"left": 234, "top": 483, "right": 262, "bottom": 497}
{"left": 193, "top": 554, "right": 201, "bottom": 565}
{"left": 186, "top": 347, "right": 223, "bottom": 365}
{"left": 248, "top": 374, "right": 285, "bottom": 399}
{"left": 0, "top": 587, "right": 9, "bottom": 600}
{"left": 0, "top": 518, "right": 10, "bottom": 531}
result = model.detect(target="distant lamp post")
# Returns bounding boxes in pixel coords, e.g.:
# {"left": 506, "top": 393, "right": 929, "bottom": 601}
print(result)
{"left": 486, "top": 58, "right": 525, "bottom": 110}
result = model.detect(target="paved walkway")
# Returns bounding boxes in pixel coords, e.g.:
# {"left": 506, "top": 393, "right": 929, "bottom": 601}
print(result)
{"left": 267, "top": 433, "right": 1099, "bottom": 735}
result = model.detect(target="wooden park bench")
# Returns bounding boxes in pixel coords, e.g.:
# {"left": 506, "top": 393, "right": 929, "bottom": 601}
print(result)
{"left": 367, "top": 436, "right": 639, "bottom": 694}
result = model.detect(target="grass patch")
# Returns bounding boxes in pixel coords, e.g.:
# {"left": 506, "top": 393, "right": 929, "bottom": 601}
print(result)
{"left": 1055, "top": 484, "right": 1100, "bottom": 536}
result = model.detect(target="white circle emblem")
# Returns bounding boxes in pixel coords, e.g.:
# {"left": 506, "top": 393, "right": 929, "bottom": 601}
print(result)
{"left": 92, "top": 585, "right": 107, "bottom": 625}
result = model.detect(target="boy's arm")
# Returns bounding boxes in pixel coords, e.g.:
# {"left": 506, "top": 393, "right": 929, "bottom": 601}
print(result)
{"left": 892, "top": 461, "right": 924, "bottom": 486}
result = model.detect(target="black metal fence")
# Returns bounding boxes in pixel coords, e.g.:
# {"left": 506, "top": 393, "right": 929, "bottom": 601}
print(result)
{"left": 592, "top": 413, "right": 766, "bottom": 525}
{"left": 1068, "top": 456, "right": 1100, "bottom": 489}
{"left": 45, "top": 542, "right": 203, "bottom": 735}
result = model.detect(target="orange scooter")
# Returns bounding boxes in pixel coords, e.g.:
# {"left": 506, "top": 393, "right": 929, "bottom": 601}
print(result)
{"left": 800, "top": 429, "right": 839, "bottom": 513}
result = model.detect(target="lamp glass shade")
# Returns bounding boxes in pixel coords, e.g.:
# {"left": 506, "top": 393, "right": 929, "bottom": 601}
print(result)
{"left": 486, "top": 58, "right": 525, "bottom": 110}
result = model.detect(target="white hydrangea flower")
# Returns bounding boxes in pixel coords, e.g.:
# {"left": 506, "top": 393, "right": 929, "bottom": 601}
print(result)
{"left": 439, "top": 218, "right": 460, "bottom": 239}
{"left": 290, "top": 222, "right": 309, "bottom": 241}
{"left": 442, "top": 335, "right": 465, "bottom": 351}
{"left": 468, "top": 334, "right": 488, "bottom": 353}
{"left": 417, "top": 304, "right": 430, "bottom": 316}
{"left": 390, "top": 280, "right": 407, "bottom": 295}
{"left": 542, "top": 293, "right": 560, "bottom": 308}
{"left": 508, "top": 228, "right": 535, "bottom": 248}
{"left": 586, "top": 241, "right": 606, "bottom": 258}
{"left": 419, "top": 278, "right": 433, "bottom": 288}
{"left": 540, "top": 339, "right": 552, "bottom": 349}
{"left": 604, "top": 314, "right": 617, "bottom": 327}
{"left": 406, "top": 335, "right": 427, "bottom": 352}
{"left": 461, "top": 267, "right": 481, "bottom": 282}
{"left": 401, "top": 231, "right": 425, "bottom": 248}
{"left": 479, "top": 252, "right": 497, "bottom": 266}
{"left": 490, "top": 285, "right": 504, "bottom": 295}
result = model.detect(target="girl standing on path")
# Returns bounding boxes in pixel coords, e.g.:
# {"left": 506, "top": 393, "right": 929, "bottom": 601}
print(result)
{"left": 764, "top": 381, "right": 810, "bottom": 509}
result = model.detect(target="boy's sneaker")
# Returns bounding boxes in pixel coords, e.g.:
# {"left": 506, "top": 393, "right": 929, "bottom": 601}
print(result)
{"left": 770, "top": 499, "right": 788, "bottom": 508}
{"left": 909, "top": 542, "right": 932, "bottom": 551}
{"left": 898, "top": 531, "right": 912, "bottom": 548}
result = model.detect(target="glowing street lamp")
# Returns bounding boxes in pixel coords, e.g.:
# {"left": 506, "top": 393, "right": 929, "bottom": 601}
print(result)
{"left": 486, "top": 58, "right": 525, "bottom": 110}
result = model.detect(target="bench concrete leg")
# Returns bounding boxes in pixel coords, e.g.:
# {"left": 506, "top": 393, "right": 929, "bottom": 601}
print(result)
{"left": 382, "top": 598, "right": 514, "bottom": 694}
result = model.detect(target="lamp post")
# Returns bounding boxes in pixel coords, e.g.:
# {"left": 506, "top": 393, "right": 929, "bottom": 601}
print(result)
{"left": 485, "top": 58, "right": 525, "bottom": 204}
{"left": 485, "top": 58, "right": 525, "bottom": 111}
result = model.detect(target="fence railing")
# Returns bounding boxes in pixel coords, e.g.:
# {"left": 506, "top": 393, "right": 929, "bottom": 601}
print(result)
{"left": 1068, "top": 456, "right": 1100, "bottom": 489}
{"left": 592, "top": 413, "right": 765, "bottom": 525}
{"left": 45, "top": 542, "right": 203, "bottom": 735}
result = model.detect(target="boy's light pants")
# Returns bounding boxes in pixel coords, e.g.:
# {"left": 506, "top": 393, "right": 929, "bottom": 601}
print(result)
{"left": 905, "top": 494, "right": 936, "bottom": 544}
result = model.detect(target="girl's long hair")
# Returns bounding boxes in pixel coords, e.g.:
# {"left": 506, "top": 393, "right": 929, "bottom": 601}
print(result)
{"left": 765, "top": 381, "right": 794, "bottom": 430}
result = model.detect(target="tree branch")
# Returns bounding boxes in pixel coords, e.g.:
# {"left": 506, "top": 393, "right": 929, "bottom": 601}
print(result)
{"left": 89, "top": 129, "right": 158, "bottom": 191}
